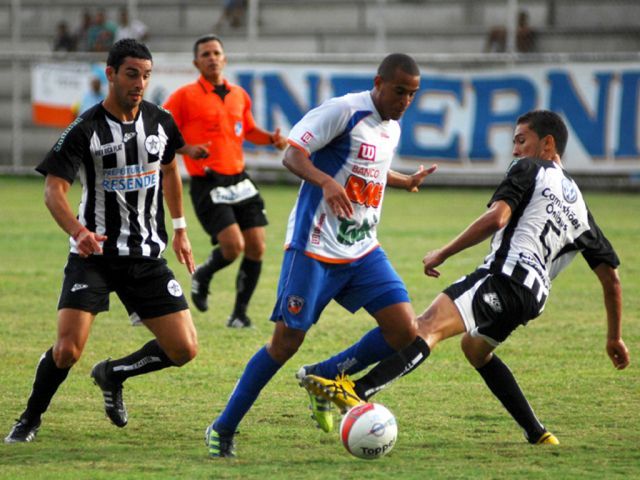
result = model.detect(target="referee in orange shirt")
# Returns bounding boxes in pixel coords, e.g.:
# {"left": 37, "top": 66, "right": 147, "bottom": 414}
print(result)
{"left": 164, "top": 34, "right": 287, "bottom": 328}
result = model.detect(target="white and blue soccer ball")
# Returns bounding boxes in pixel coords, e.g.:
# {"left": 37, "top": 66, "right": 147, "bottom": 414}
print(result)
{"left": 340, "top": 402, "right": 397, "bottom": 460}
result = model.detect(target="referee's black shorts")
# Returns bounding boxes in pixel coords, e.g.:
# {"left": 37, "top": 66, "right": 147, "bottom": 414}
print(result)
{"left": 189, "top": 170, "right": 268, "bottom": 244}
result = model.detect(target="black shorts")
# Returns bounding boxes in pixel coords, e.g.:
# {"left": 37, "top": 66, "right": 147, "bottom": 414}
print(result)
{"left": 58, "top": 254, "right": 189, "bottom": 323}
{"left": 189, "top": 170, "right": 268, "bottom": 245}
{"left": 443, "top": 269, "right": 541, "bottom": 346}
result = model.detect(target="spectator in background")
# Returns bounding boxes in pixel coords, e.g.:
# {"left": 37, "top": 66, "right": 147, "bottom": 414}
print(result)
{"left": 87, "top": 9, "right": 117, "bottom": 52}
{"left": 75, "top": 76, "right": 105, "bottom": 117}
{"left": 485, "top": 10, "right": 536, "bottom": 53}
{"left": 53, "top": 21, "right": 76, "bottom": 52}
{"left": 516, "top": 10, "right": 536, "bottom": 53}
{"left": 114, "top": 7, "right": 149, "bottom": 43}
{"left": 215, "top": 0, "right": 247, "bottom": 30}
{"left": 74, "top": 9, "right": 93, "bottom": 52}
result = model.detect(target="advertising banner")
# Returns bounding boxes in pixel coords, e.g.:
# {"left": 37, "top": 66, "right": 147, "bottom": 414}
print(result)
{"left": 32, "top": 56, "right": 640, "bottom": 176}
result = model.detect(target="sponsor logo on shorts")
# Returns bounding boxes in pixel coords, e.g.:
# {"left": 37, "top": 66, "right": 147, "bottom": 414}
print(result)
{"left": 482, "top": 292, "right": 503, "bottom": 313}
{"left": 167, "top": 279, "right": 183, "bottom": 297}
{"left": 287, "top": 295, "right": 305, "bottom": 315}
{"left": 70, "top": 283, "right": 89, "bottom": 292}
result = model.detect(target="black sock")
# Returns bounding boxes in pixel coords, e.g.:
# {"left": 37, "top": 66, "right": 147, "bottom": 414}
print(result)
{"left": 233, "top": 258, "right": 262, "bottom": 317}
{"left": 198, "top": 248, "right": 233, "bottom": 279}
{"left": 22, "top": 347, "right": 70, "bottom": 422}
{"left": 354, "top": 336, "right": 430, "bottom": 400}
{"left": 107, "top": 340, "right": 176, "bottom": 383}
{"left": 476, "top": 354, "right": 546, "bottom": 443}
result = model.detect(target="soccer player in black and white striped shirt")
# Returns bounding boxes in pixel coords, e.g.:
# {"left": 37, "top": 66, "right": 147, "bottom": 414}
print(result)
{"left": 5, "top": 39, "right": 199, "bottom": 443}
{"left": 301, "top": 110, "right": 630, "bottom": 445}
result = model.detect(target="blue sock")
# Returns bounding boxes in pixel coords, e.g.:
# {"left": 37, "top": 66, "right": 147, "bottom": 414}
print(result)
{"left": 213, "top": 346, "right": 281, "bottom": 434}
{"left": 310, "top": 327, "right": 395, "bottom": 378}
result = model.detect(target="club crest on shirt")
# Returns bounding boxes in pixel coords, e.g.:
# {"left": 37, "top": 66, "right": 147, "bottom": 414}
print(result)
{"left": 287, "top": 295, "right": 305, "bottom": 315}
{"left": 145, "top": 135, "right": 161, "bottom": 155}
{"left": 234, "top": 121, "right": 243, "bottom": 136}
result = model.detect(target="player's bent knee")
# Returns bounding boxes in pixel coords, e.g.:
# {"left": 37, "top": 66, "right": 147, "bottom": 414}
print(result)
{"left": 267, "top": 339, "right": 300, "bottom": 364}
{"left": 244, "top": 240, "right": 266, "bottom": 260}
{"left": 167, "top": 341, "right": 198, "bottom": 366}
{"left": 381, "top": 326, "right": 416, "bottom": 350}
{"left": 53, "top": 342, "right": 82, "bottom": 368}
{"left": 460, "top": 335, "right": 491, "bottom": 368}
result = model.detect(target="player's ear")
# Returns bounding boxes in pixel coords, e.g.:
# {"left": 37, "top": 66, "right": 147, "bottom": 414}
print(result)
{"left": 105, "top": 66, "right": 115, "bottom": 82}
{"left": 542, "top": 134, "right": 557, "bottom": 160}
{"left": 373, "top": 74, "right": 383, "bottom": 90}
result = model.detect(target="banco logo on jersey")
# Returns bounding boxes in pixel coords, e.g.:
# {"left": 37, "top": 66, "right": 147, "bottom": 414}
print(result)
{"left": 234, "top": 121, "right": 243, "bottom": 136}
{"left": 561, "top": 178, "right": 578, "bottom": 204}
{"left": 358, "top": 143, "right": 377, "bottom": 161}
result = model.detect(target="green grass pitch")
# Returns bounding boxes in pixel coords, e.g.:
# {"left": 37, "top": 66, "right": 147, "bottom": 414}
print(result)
{"left": 0, "top": 175, "right": 638, "bottom": 479}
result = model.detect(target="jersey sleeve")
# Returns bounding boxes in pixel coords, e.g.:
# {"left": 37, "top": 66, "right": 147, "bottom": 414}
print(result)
{"left": 288, "top": 98, "right": 351, "bottom": 155}
{"left": 576, "top": 209, "right": 620, "bottom": 269}
{"left": 35, "top": 118, "right": 87, "bottom": 184}
{"left": 160, "top": 113, "right": 185, "bottom": 165}
{"left": 488, "top": 157, "right": 538, "bottom": 210}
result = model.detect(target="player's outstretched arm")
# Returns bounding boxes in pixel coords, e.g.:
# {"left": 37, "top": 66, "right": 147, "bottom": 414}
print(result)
{"left": 246, "top": 126, "right": 288, "bottom": 150}
{"left": 388, "top": 164, "right": 438, "bottom": 192}
{"left": 161, "top": 159, "right": 195, "bottom": 274}
{"left": 44, "top": 174, "right": 106, "bottom": 257}
{"left": 594, "top": 263, "right": 630, "bottom": 369}
{"left": 423, "top": 200, "right": 511, "bottom": 278}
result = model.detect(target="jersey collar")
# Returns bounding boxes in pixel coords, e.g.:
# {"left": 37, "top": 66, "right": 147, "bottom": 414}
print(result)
{"left": 198, "top": 75, "right": 230, "bottom": 93}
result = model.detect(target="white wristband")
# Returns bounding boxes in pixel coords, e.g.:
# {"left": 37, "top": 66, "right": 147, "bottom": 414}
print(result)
{"left": 172, "top": 217, "right": 187, "bottom": 230}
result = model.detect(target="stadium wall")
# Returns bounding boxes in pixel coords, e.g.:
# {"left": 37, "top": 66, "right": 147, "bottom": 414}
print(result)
{"left": 1, "top": 51, "right": 639, "bottom": 190}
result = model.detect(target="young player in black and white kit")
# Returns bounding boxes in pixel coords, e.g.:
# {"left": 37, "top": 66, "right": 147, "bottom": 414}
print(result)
{"left": 5, "top": 39, "right": 198, "bottom": 443}
{"left": 302, "top": 110, "right": 630, "bottom": 445}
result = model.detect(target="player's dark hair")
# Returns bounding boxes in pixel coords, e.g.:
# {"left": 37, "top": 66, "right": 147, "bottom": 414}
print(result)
{"left": 193, "top": 34, "right": 224, "bottom": 58}
{"left": 377, "top": 53, "right": 420, "bottom": 80}
{"left": 107, "top": 39, "right": 152, "bottom": 72}
{"left": 517, "top": 110, "right": 569, "bottom": 157}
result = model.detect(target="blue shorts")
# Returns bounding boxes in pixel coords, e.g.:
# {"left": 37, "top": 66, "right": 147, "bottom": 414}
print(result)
{"left": 269, "top": 247, "right": 410, "bottom": 332}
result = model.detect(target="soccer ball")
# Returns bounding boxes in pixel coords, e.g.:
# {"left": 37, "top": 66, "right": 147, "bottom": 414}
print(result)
{"left": 339, "top": 402, "right": 397, "bottom": 460}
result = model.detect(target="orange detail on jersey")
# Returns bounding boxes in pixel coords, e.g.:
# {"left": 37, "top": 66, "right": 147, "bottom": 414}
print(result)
{"left": 300, "top": 244, "right": 380, "bottom": 264}
{"left": 345, "top": 174, "right": 383, "bottom": 208}
{"left": 163, "top": 76, "right": 257, "bottom": 176}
